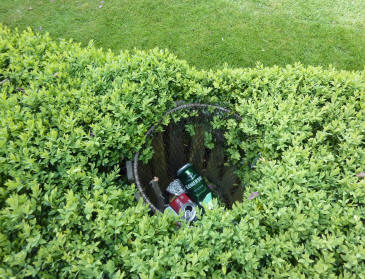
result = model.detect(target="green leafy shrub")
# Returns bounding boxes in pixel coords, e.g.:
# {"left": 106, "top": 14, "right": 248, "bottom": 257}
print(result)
{"left": 0, "top": 25, "right": 364, "bottom": 278}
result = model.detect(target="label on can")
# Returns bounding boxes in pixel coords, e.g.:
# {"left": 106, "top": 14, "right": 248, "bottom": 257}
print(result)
{"left": 177, "top": 163, "right": 213, "bottom": 208}
{"left": 170, "top": 193, "right": 193, "bottom": 212}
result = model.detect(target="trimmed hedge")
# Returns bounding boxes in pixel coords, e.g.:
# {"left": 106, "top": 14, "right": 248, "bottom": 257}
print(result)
{"left": 0, "top": 25, "right": 365, "bottom": 278}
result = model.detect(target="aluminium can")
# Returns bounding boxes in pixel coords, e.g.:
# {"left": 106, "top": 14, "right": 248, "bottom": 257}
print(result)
{"left": 177, "top": 163, "right": 213, "bottom": 208}
{"left": 166, "top": 179, "right": 185, "bottom": 196}
{"left": 169, "top": 192, "right": 197, "bottom": 223}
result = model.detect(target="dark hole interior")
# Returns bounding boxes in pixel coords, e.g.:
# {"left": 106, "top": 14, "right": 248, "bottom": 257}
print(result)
{"left": 135, "top": 105, "right": 245, "bottom": 212}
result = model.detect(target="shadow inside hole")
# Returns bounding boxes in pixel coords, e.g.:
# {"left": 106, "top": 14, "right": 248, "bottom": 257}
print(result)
{"left": 136, "top": 105, "right": 247, "bottom": 212}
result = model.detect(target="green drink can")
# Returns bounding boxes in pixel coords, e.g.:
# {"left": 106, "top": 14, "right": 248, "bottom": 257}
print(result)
{"left": 177, "top": 163, "right": 213, "bottom": 209}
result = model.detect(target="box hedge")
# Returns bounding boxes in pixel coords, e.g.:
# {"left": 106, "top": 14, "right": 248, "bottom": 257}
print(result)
{"left": 0, "top": 25, "right": 364, "bottom": 278}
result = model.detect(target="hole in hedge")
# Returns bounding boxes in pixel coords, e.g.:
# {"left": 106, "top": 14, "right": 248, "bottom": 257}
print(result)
{"left": 134, "top": 103, "right": 247, "bottom": 217}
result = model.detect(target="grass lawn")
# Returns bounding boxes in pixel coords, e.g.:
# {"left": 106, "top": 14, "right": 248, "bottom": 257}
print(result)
{"left": 0, "top": 0, "right": 364, "bottom": 70}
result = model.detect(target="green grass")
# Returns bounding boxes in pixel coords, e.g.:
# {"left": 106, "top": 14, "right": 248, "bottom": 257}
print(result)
{"left": 0, "top": 0, "right": 364, "bottom": 70}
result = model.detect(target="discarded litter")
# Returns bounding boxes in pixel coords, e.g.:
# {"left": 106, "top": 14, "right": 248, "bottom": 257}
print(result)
{"left": 156, "top": 163, "right": 215, "bottom": 223}
{"left": 133, "top": 103, "right": 245, "bottom": 222}
{"left": 177, "top": 163, "right": 213, "bottom": 209}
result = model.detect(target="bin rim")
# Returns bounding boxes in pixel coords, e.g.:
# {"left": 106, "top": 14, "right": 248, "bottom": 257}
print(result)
{"left": 133, "top": 103, "right": 241, "bottom": 213}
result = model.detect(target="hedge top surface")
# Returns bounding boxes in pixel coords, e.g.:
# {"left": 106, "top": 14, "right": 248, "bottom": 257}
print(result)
{"left": 0, "top": 26, "right": 365, "bottom": 278}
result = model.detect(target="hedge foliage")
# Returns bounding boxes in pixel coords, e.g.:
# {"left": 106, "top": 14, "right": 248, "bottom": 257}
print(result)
{"left": 0, "top": 25, "right": 365, "bottom": 278}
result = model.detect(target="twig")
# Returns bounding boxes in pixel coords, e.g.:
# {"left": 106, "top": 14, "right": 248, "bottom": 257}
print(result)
{"left": 150, "top": 177, "right": 165, "bottom": 210}
{"left": 0, "top": 78, "right": 9, "bottom": 85}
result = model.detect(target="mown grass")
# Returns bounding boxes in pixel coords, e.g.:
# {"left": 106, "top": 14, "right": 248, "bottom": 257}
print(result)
{"left": 0, "top": 0, "right": 364, "bottom": 70}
